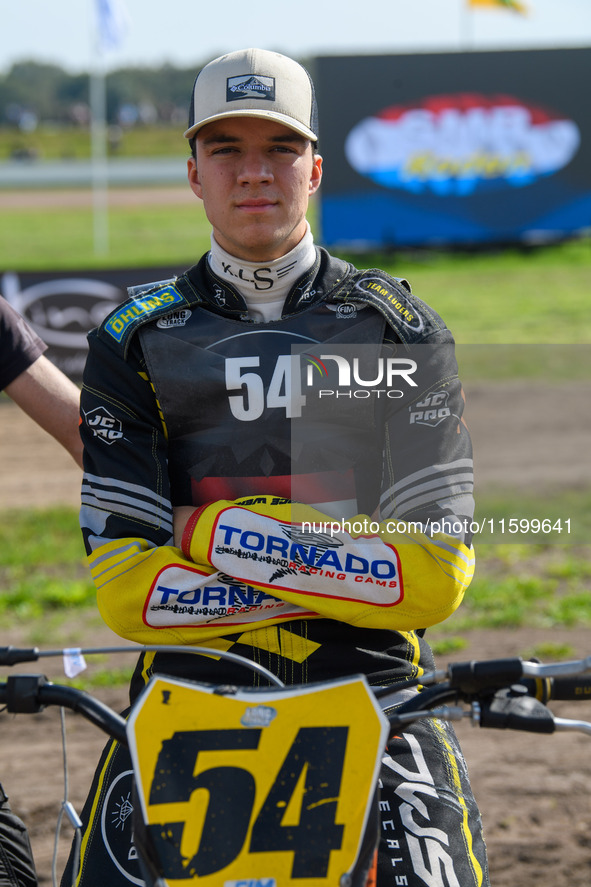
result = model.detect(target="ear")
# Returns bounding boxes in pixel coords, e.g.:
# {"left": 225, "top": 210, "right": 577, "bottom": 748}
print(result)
{"left": 309, "top": 153, "right": 323, "bottom": 196}
{"left": 187, "top": 157, "right": 203, "bottom": 199}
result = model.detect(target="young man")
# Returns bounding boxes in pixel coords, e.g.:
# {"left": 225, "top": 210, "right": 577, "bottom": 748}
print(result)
{"left": 66, "top": 49, "right": 489, "bottom": 886}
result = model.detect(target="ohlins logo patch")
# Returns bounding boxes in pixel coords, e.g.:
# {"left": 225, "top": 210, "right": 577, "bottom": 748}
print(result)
{"left": 227, "top": 75, "right": 275, "bottom": 102}
{"left": 105, "top": 286, "right": 184, "bottom": 342}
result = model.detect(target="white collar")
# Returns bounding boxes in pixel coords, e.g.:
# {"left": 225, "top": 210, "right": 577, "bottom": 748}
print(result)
{"left": 207, "top": 224, "right": 316, "bottom": 321}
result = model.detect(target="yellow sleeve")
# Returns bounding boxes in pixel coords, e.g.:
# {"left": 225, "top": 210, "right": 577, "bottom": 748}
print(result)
{"left": 90, "top": 536, "right": 319, "bottom": 646}
{"left": 183, "top": 495, "right": 474, "bottom": 631}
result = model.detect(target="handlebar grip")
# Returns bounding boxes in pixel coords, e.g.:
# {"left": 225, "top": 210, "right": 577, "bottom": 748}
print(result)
{"left": 0, "top": 646, "right": 40, "bottom": 666}
{"left": 1, "top": 674, "right": 47, "bottom": 712}
{"left": 518, "top": 676, "right": 591, "bottom": 702}
{"left": 0, "top": 675, "right": 128, "bottom": 745}
{"left": 447, "top": 658, "right": 524, "bottom": 693}
{"left": 546, "top": 677, "right": 591, "bottom": 701}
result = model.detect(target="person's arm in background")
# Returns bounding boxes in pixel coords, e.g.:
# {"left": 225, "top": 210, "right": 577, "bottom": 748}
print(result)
{"left": 4, "top": 353, "right": 83, "bottom": 469}
{"left": 0, "top": 305, "right": 79, "bottom": 887}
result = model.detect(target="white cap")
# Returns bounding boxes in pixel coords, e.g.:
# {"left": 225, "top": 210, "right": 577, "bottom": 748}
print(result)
{"left": 184, "top": 48, "right": 318, "bottom": 142}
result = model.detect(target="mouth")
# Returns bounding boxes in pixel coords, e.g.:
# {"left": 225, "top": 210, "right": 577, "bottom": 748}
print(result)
{"left": 236, "top": 198, "right": 277, "bottom": 213}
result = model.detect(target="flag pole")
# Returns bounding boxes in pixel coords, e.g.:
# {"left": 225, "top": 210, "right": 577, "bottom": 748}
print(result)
{"left": 461, "top": 1, "right": 474, "bottom": 51}
{"left": 90, "top": 0, "right": 131, "bottom": 257}
{"left": 90, "top": 47, "right": 109, "bottom": 257}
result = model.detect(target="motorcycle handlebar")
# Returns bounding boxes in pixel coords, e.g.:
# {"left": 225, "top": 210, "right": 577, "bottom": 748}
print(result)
{"left": 519, "top": 676, "right": 591, "bottom": 703}
{"left": 0, "top": 674, "right": 128, "bottom": 744}
{"left": 2, "top": 650, "right": 591, "bottom": 743}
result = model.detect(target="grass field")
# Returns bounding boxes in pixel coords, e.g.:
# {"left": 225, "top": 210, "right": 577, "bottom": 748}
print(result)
{"left": 1, "top": 187, "right": 590, "bottom": 343}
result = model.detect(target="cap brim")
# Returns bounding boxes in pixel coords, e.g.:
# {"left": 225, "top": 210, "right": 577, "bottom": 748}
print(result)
{"left": 184, "top": 109, "right": 317, "bottom": 142}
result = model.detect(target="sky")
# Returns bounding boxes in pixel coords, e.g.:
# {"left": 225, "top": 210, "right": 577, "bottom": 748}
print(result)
{"left": 2, "top": 0, "right": 591, "bottom": 74}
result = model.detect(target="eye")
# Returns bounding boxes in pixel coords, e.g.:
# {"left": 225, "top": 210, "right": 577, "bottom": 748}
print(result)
{"left": 271, "top": 144, "right": 300, "bottom": 156}
{"left": 210, "top": 145, "right": 239, "bottom": 156}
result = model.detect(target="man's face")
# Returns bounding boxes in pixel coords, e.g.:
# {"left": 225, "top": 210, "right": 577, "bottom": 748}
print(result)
{"left": 187, "top": 117, "right": 322, "bottom": 262}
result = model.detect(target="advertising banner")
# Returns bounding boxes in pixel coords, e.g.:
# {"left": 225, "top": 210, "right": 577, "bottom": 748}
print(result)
{"left": 314, "top": 47, "right": 591, "bottom": 248}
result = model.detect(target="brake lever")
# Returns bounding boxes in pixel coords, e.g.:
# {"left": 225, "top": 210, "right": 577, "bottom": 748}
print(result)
{"left": 553, "top": 717, "right": 591, "bottom": 736}
{"left": 477, "top": 688, "right": 555, "bottom": 734}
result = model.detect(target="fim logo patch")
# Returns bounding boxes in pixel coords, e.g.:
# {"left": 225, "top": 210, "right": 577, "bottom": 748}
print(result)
{"left": 335, "top": 302, "right": 358, "bottom": 320}
{"left": 227, "top": 74, "right": 275, "bottom": 102}
{"left": 85, "top": 406, "right": 124, "bottom": 444}
{"left": 409, "top": 391, "right": 451, "bottom": 427}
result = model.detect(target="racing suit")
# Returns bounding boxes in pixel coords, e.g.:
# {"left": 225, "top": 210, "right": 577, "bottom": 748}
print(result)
{"left": 62, "top": 248, "right": 489, "bottom": 886}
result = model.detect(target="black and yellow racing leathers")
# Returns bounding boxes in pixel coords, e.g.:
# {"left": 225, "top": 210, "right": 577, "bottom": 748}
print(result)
{"left": 64, "top": 247, "right": 489, "bottom": 887}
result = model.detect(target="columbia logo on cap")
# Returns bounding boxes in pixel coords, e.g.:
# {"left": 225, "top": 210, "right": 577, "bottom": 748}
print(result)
{"left": 227, "top": 75, "right": 275, "bottom": 102}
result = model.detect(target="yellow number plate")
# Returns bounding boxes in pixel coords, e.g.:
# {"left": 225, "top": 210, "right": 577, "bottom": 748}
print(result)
{"left": 126, "top": 674, "right": 389, "bottom": 887}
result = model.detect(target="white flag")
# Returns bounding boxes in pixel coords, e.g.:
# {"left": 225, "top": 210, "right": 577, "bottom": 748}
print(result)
{"left": 95, "top": 0, "right": 131, "bottom": 52}
{"left": 63, "top": 648, "right": 87, "bottom": 678}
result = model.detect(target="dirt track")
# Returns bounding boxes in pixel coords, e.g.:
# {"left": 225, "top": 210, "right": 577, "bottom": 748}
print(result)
{"left": 2, "top": 377, "right": 591, "bottom": 885}
{"left": 0, "top": 185, "right": 193, "bottom": 210}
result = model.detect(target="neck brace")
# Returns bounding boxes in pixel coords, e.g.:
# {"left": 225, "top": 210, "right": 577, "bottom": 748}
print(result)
{"left": 207, "top": 223, "right": 316, "bottom": 322}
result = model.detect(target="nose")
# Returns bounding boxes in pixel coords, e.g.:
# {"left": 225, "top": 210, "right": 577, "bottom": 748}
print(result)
{"left": 237, "top": 151, "right": 274, "bottom": 185}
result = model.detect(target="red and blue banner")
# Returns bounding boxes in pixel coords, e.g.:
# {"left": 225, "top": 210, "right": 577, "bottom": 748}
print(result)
{"left": 315, "top": 48, "right": 591, "bottom": 248}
